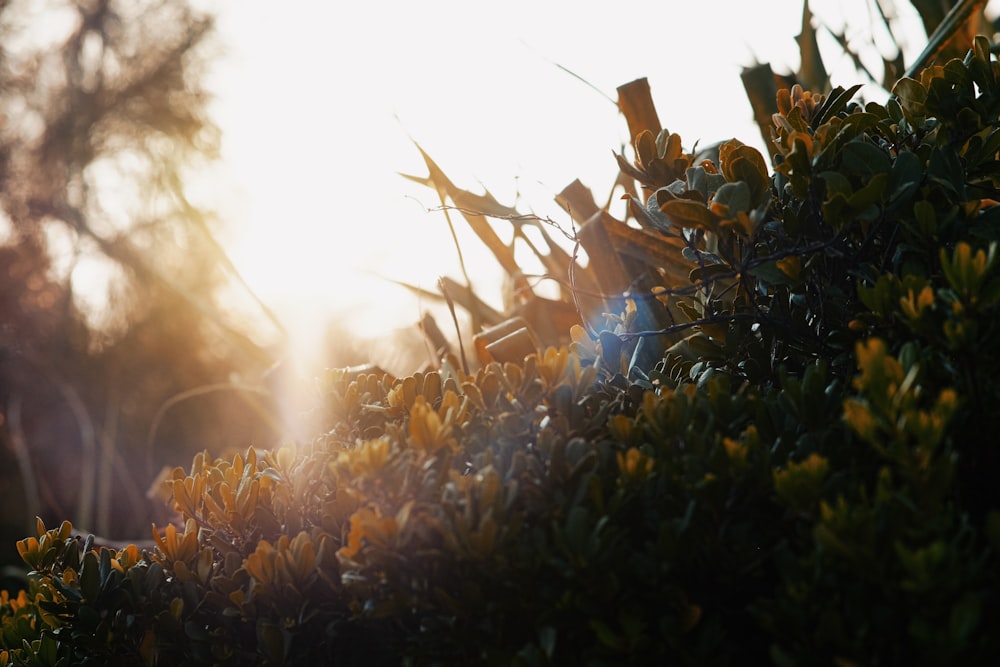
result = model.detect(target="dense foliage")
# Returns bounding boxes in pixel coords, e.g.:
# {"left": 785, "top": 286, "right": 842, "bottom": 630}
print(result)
{"left": 5, "top": 24, "right": 1000, "bottom": 667}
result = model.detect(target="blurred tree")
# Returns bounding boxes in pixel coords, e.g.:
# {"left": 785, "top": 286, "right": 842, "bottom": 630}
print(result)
{"left": 0, "top": 0, "right": 284, "bottom": 568}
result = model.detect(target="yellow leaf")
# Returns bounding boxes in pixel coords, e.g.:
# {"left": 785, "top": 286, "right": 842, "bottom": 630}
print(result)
{"left": 617, "top": 447, "right": 654, "bottom": 479}
{"left": 471, "top": 515, "right": 498, "bottom": 557}
{"left": 288, "top": 532, "right": 316, "bottom": 584}
{"left": 723, "top": 437, "right": 747, "bottom": 463}
{"left": 341, "top": 508, "right": 398, "bottom": 559}
{"left": 245, "top": 542, "right": 275, "bottom": 584}
{"left": 408, "top": 395, "right": 453, "bottom": 453}
{"left": 15, "top": 536, "right": 38, "bottom": 563}
{"left": 775, "top": 256, "right": 801, "bottom": 281}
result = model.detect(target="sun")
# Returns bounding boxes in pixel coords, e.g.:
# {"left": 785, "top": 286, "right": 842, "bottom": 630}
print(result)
{"left": 202, "top": 0, "right": 824, "bottom": 372}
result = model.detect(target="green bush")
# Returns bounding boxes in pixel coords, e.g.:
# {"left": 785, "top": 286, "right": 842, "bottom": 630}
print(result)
{"left": 5, "top": 36, "right": 1000, "bottom": 667}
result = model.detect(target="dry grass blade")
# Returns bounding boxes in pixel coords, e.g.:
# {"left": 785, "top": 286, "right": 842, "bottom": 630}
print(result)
{"left": 473, "top": 317, "right": 540, "bottom": 365}
{"left": 796, "top": 1, "right": 829, "bottom": 92}
{"left": 904, "top": 0, "right": 988, "bottom": 78}
{"left": 871, "top": 0, "right": 907, "bottom": 89}
{"left": 909, "top": 0, "right": 962, "bottom": 38}
{"left": 516, "top": 222, "right": 600, "bottom": 300}
{"left": 823, "top": 27, "right": 883, "bottom": 87}
{"left": 512, "top": 297, "right": 583, "bottom": 346}
{"left": 556, "top": 179, "right": 601, "bottom": 225}
{"left": 577, "top": 211, "right": 633, "bottom": 295}
{"left": 381, "top": 276, "right": 505, "bottom": 326}
{"left": 617, "top": 78, "right": 662, "bottom": 144}
{"left": 401, "top": 141, "right": 531, "bottom": 296}
{"left": 600, "top": 217, "right": 691, "bottom": 285}
{"left": 608, "top": 167, "right": 641, "bottom": 210}
{"left": 740, "top": 63, "right": 778, "bottom": 157}
{"left": 419, "top": 312, "right": 452, "bottom": 360}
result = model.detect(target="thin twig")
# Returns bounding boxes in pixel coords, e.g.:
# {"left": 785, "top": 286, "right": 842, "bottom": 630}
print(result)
{"left": 428, "top": 205, "right": 578, "bottom": 243}
{"left": 567, "top": 215, "right": 599, "bottom": 338}
{"left": 616, "top": 313, "right": 760, "bottom": 342}
{"left": 432, "top": 195, "right": 482, "bottom": 331}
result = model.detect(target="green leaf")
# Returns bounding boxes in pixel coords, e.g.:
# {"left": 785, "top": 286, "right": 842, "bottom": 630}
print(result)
{"left": 749, "top": 260, "right": 798, "bottom": 286}
{"left": 98, "top": 548, "right": 113, "bottom": 593}
{"left": 686, "top": 165, "right": 709, "bottom": 197}
{"left": 813, "top": 84, "right": 863, "bottom": 128}
{"left": 892, "top": 77, "right": 927, "bottom": 125}
{"left": 589, "top": 619, "right": 625, "bottom": 651}
{"left": 257, "top": 621, "right": 286, "bottom": 665}
{"left": 927, "top": 146, "right": 966, "bottom": 198}
{"left": 970, "top": 206, "right": 1000, "bottom": 241}
{"left": 950, "top": 593, "right": 982, "bottom": 645}
{"left": 538, "top": 626, "right": 557, "bottom": 659}
{"left": 829, "top": 112, "right": 879, "bottom": 147}
{"left": 840, "top": 141, "right": 890, "bottom": 177}
{"left": 676, "top": 300, "right": 702, "bottom": 322}
{"left": 887, "top": 150, "right": 922, "bottom": 205}
{"left": 713, "top": 181, "right": 751, "bottom": 215}
{"left": 720, "top": 140, "right": 770, "bottom": 206}
{"left": 625, "top": 194, "right": 671, "bottom": 232}
{"left": 819, "top": 170, "right": 852, "bottom": 199}
{"left": 660, "top": 199, "right": 720, "bottom": 231}
{"left": 847, "top": 173, "right": 887, "bottom": 211}
{"left": 80, "top": 551, "right": 100, "bottom": 603}
{"left": 686, "top": 334, "right": 726, "bottom": 361}
{"left": 689, "top": 263, "right": 735, "bottom": 285}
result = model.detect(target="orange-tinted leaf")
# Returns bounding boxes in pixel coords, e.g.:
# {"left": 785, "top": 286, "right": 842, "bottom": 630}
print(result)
{"left": 719, "top": 141, "right": 770, "bottom": 206}
{"left": 635, "top": 130, "right": 657, "bottom": 167}
{"left": 660, "top": 199, "right": 721, "bottom": 231}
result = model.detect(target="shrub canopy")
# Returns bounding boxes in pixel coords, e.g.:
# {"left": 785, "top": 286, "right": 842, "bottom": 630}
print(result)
{"left": 5, "top": 30, "right": 1000, "bottom": 667}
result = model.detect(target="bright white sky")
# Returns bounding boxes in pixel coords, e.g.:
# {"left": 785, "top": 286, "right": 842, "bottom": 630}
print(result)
{"left": 196, "top": 0, "right": 939, "bottom": 368}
